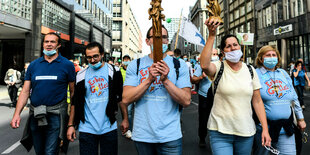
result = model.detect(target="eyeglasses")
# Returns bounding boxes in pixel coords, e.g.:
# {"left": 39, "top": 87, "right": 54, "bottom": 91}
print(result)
{"left": 86, "top": 54, "right": 100, "bottom": 60}
{"left": 264, "top": 145, "right": 280, "bottom": 155}
{"left": 148, "top": 35, "right": 168, "bottom": 40}
{"left": 302, "top": 132, "right": 308, "bottom": 143}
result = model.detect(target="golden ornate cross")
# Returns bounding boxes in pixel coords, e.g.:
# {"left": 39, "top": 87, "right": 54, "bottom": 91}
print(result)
{"left": 148, "top": 0, "right": 165, "bottom": 62}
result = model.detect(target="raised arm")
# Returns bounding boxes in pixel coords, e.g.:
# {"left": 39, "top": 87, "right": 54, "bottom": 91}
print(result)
{"left": 200, "top": 18, "right": 221, "bottom": 79}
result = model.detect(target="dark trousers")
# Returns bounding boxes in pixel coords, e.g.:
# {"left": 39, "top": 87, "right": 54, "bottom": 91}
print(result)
{"left": 30, "top": 114, "right": 60, "bottom": 155}
{"left": 198, "top": 94, "right": 213, "bottom": 140}
{"left": 79, "top": 129, "right": 118, "bottom": 155}
{"left": 8, "top": 85, "right": 18, "bottom": 106}
{"left": 296, "top": 85, "right": 304, "bottom": 107}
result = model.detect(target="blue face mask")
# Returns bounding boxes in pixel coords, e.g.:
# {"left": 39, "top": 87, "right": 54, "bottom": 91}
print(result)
{"left": 263, "top": 57, "right": 278, "bottom": 69}
{"left": 43, "top": 49, "right": 57, "bottom": 56}
{"left": 123, "top": 61, "right": 130, "bottom": 66}
{"left": 183, "top": 58, "right": 188, "bottom": 61}
{"left": 151, "top": 44, "right": 168, "bottom": 53}
{"left": 89, "top": 61, "right": 102, "bottom": 70}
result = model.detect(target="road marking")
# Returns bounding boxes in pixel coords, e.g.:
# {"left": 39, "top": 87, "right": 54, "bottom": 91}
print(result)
{"left": 191, "top": 101, "right": 198, "bottom": 106}
{"left": 1, "top": 141, "right": 21, "bottom": 154}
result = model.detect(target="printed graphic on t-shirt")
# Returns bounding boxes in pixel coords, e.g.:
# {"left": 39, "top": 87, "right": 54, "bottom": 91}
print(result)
{"left": 87, "top": 76, "right": 108, "bottom": 97}
{"left": 264, "top": 78, "right": 290, "bottom": 99}
{"left": 139, "top": 66, "right": 165, "bottom": 93}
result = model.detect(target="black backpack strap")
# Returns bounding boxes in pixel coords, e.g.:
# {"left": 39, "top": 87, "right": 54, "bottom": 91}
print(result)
{"left": 136, "top": 58, "right": 140, "bottom": 75}
{"left": 173, "top": 58, "right": 180, "bottom": 80}
{"left": 213, "top": 61, "right": 224, "bottom": 95}
{"left": 247, "top": 65, "right": 254, "bottom": 79}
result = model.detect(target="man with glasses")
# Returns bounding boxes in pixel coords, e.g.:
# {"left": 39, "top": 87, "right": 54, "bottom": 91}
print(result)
{"left": 67, "top": 42, "right": 122, "bottom": 155}
{"left": 10, "top": 32, "right": 75, "bottom": 155}
{"left": 120, "top": 26, "right": 191, "bottom": 154}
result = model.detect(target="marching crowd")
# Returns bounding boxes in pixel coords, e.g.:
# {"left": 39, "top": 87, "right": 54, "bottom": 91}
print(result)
{"left": 6, "top": 18, "right": 309, "bottom": 155}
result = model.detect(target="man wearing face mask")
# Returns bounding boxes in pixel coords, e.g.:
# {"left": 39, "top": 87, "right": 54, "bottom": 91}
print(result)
{"left": 120, "top": 54, "right": 133, "bottom": 139}
{"left": 120, "top": 26, "right": 191, "bottom": 154}
{"left": 192, "top": 48, "right": 218, "bottom": 147}
{"left": 10, "top": 32, "right": 75, "bottom": 155}
{"left": 67, "top": 42, "right": 123, "bottom": 155}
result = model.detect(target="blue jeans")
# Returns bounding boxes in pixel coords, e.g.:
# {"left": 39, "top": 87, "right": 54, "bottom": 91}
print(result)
{"left": 134, "top": 138, "right": 182, "bottom": 155}
{"left": 29, "top": 114, "right": 60, "bottom": 155}
{"left": 209, "top": 130, "right": 254, "bottom": 155}
{"left": 79, "top": 129, "right": 118, "bottom": 155}
{"left": 253, "top": 125, "right": 296, "bottom": 155}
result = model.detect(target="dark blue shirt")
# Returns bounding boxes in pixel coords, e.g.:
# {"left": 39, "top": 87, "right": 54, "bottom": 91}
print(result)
{"left": 25, "top": 54, "right": 75, "bottom": 106}
{"left": 293, "top": 69, "right": 306, "bottom": 86}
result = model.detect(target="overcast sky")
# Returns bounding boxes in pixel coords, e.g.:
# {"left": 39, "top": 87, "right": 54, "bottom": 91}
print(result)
{"left": 127, "top": 0, "right": 197, "bottom": 55}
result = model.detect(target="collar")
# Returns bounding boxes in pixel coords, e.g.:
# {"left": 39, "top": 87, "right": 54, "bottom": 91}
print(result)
{"left": 259, "top": 67, "right": 280, "bottom": 74}
{"left": 39, "top": 53, "right": 62, "bottom": 63}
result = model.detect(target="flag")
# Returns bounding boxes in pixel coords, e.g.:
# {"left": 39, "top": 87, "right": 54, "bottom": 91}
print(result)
{"left": 179, "top": 17, "right": 205, "bottom": 47}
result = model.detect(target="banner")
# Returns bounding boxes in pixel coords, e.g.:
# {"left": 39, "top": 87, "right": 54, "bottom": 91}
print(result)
{"left": 236, "top": 33, "right": 254, "bottom": 45}
{"left": 179, "top": 17, "right": 205, "bottom": 48}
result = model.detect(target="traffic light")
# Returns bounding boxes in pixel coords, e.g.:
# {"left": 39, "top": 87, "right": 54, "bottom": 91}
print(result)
{"left": 118, "top": 58, "right": 121, "bottom": 62}
{"left": 184, "top": 41, "right": 188, "bottom": 47}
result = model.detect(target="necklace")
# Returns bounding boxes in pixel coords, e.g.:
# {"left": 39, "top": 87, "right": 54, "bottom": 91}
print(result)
{"left": 267, "top": 71, "right": 279, "bottom": 97}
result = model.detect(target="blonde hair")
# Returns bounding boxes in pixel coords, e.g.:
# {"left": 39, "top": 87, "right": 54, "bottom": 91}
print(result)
{"left": 255, "top": 45, "right": 281, "bottom": 68}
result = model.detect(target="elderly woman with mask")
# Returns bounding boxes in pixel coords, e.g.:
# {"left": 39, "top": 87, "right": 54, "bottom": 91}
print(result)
{"left": 199, "top": 18, "right": 271, "bottom": 154}
{"left": 253, "top": 45, "right": 306, "bottom": 155}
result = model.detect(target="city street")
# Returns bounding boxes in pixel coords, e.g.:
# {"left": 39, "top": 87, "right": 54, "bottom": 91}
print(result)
{"left": 0, "top": 87, "right": 310, "bottom": 155}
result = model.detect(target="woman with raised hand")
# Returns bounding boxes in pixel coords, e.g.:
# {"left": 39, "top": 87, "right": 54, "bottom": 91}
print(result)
{"left": 199, "top": 18, "right": 271, "bottom": 154}
{"left": 253, "top": 45, "right": 306, "bottom": 155}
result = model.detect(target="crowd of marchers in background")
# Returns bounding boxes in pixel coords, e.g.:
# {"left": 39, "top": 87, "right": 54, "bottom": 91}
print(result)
{"left": 6, "top": 18, "right": 309, "bottom": 155}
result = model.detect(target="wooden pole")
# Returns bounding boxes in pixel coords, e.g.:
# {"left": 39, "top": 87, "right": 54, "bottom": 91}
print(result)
{"left": 174, "top": 9, "right": 183, "bottom": 50}
{"left": 149, "top": 0, "right": 165, "bottom": 63}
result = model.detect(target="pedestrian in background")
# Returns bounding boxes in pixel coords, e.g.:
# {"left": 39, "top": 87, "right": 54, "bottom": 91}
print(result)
{"left": 200, "top": 18, "right": 271, "bottom": 154}
{"left": 4, "top": 68, "right": 22, "bottom": 107}
{"left": 67, "top": 42, "right": 122, "bottom": 155}
{"left": 10, "top": 32, "right": 75, "bottom": 155}
{"left": 293, "top": 61, "right": 310, "bottom": 109}
{"left": 120, "top": 54, "right": 133, "bottom": 139}
{"left": 20, "top": 62, "right": 30, "bottom": 88}
{"left": 120, "top": 26, "right": 191, "bottom": 155}
{"left": 191, "top": 48, "right": 218, "bottom": 147}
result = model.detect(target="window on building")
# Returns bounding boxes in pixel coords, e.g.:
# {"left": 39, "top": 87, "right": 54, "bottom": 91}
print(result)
{"left": 266, "top": 6, "right": 272, "bottom": 26}
{"left": 258, "top": 11, "right": 262, "bottom": 29}
{"left": 283, "top": 0, "right": 289, "bottom": 20}
{"left": 247, "top": 1, "right": 252, "bottom": 12}
{"left": 240, "top": 25, "right": 244, "bottom": 32}
{"left": 272, "top": 3, "right": 278, "bottom": 24}
{"left": 88, "top": 0, "right": 92, "bottom": 13}
{"left": 82, "top": 0, "right": 87, "bottom": 8}
{"left": 240, "top": 5, "right": 245, "bottom": 16}
{"left": 112, "top": 21, "right": 122, "bottom": 31}
{"left": 234, "top": 9, "right": 239, "bottom": 19}
{"left": 230, "top": 13, "right": 234, "bottom": 22}
{"left": 291, "top": 0, "right": 304, "bottom": 17}
{"left": 262, "top": 9, "right": 266, "bottom": 27}
{"left": 247, "top": 22, "right": 250, "bottom": 32}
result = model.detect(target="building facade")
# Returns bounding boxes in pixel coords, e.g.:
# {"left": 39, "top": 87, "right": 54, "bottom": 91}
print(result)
{"left": 255, "top": 0, "right": 310, "bottom": 68}
{"left": 112, "top": 0, "right": 142, "bottom": 60}
{"left": 0, "top": 0, "right": 113, "bottom": 84}
{"left": 218, "top": 0, "right": 256, "bottom": 63}
{"left": 163, "top": 18, "right": 180, "bottom": 44}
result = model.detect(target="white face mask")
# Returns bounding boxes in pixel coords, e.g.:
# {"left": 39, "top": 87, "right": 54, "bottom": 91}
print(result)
{"left": 211, "top": 56, "right": 219, "bottom": 62}
{"left": 225, "top": 49, "right": 243, "bottom": 63}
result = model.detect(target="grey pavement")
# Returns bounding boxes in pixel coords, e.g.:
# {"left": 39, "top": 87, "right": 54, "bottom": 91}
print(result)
{"left": 0, "top": 85, "right": 309, "bottom": 155}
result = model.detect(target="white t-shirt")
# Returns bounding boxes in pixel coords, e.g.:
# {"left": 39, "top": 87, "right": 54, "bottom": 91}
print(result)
{"left": 207, "top": 60, "right": 261, "bottom": 136}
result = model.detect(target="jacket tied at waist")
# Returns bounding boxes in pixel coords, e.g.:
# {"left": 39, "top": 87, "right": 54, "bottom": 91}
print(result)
{"left": 268, "top": 112, "right": 295, "bottom": 143}
{"left": 20, "top": 100, "right": 68, "bottom": 151}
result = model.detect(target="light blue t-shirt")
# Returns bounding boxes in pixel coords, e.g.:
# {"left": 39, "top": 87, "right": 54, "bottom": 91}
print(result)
{"left": 194, "top": 63, "right": 200, "bottom": 71}
{"left": 79, "top": 64, "right": 117, "bottom": 135}
{"left": 256, "top": 67, "right": 304, "bottom": 122}
{"left": 193, "top": 65, "right": 211, "bottom": 97}
{"left": 124, "top": 55, "right": 191, "bottom": 143}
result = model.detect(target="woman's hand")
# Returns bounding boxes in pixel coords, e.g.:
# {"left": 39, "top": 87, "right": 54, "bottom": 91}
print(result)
{"left": 204, "top": 18, "right": 221, "bottom": 37}
{"left": 261, "top": 129, "right": 272, "bottom": 147}
{"left": 298, "top": 119, "right": 306, "bottom": 132}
